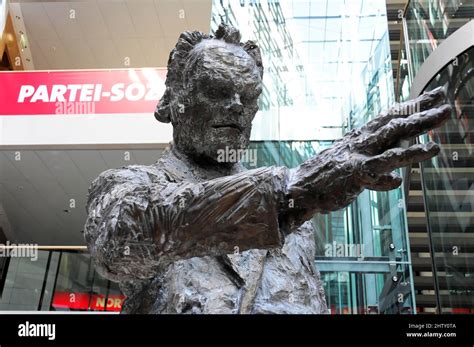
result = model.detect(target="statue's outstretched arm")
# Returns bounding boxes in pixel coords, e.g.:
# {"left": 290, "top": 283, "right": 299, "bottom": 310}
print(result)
{"left": 85, "top": 88, "right": 450, "bottom": 282}
{"left": 84, "top": 165, "right": 290, "bottom": 281}
{"left": 282, "top": 87, "right": 450, "bottom": 230}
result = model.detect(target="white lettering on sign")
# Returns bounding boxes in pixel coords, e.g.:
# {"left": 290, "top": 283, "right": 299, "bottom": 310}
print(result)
{"left": 50, "top": 84, "right": 67, "bottom": 102}
{"left": 18, "top": 85, "right": 35, "bottom": 102}
{"left": 30, "top": 85, "right": 49, "bottom": 102}
{"left": 17, "top": 83, "right": 161, "bottom": 103}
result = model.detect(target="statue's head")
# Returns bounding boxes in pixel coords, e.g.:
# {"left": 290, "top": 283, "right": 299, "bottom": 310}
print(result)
{"left": 155, "top": 24, "right": 263, "bottom": 165}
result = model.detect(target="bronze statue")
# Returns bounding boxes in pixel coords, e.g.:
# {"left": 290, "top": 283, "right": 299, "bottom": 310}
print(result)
{"left": 84, "top": 24, "right": 450, "bottom": 314}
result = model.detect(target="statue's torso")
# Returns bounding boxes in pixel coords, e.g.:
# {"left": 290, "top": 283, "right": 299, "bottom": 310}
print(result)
{"left": 118, "top": 150, "right": 328, "bottom": 314}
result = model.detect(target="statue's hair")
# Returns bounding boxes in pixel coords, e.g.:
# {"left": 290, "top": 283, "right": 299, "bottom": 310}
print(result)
{"left": 154, "top": 23, "right": 263, "bottom": 123}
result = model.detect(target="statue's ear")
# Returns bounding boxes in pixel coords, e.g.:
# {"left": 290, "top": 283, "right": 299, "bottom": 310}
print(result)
{"left": 242, "top": 40, "right": 263, "bottom": 78}
{"left": 154, "top": 89, "right": 171, "bottom": 123}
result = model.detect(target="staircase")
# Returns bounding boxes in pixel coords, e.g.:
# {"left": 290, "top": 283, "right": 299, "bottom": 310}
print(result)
{"left": 407, "top": 156, "right": 474, "bottom": 313}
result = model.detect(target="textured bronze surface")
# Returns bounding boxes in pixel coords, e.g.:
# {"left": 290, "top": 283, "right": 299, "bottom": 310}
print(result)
{"left": 84, "top": 24, "right": 450, "bottom": 314}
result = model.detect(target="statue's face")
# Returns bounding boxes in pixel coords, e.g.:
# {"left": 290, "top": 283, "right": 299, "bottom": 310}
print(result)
{"left": 172, "top": 40, "right": 262, "bottom": 165}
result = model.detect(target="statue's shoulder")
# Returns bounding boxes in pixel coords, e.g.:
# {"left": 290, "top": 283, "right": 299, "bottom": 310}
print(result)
{"left": 91, "top": 164, "right": 166, "bottom": 189}
{"left": 86, "top": 164, "right": 168, "bottom": 208}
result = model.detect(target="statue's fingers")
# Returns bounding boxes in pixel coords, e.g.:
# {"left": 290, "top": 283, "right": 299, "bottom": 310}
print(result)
{"left": 363, "top": 87, "right": 446, "bottom": 132}
{"left": 365, "top": 172, "right": 402, "bottom": 191}
{"left": 362, "top": 142, "right": 440, "bottom": 175}
{"left": 365, "top": 104, "right": 451, "bottom": 151}
{"left": 399, "top": 86, "right": 446, "bottom": 115}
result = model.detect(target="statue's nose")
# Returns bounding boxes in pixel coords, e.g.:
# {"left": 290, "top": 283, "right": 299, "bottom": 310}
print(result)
{"left": 228, "top": 93, "right": 244, "bottom": 115}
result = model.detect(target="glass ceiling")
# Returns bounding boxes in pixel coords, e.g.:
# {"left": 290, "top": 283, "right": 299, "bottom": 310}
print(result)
{"left": 211, "top": 0, "right": 393, "bottom": 141}
{"left": 283, "top": 0, "right": 391, "bottom": 131}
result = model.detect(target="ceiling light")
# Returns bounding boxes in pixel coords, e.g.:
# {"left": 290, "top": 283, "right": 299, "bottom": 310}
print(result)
{"left": 19, "top": 33, "right": 27, "bottom": 51}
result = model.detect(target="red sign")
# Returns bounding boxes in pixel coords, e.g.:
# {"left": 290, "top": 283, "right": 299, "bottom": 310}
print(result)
{"left": 0, "top": 68, "right": 167, "bottom": 116}
{"left": 52, "top": 291, "right": 125, "bottom": 312}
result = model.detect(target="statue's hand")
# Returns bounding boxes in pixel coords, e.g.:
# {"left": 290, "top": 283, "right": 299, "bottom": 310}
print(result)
{"left": 288, "top": 87, "right": 451, "bottom": 218}
{"left": 340, "top": 86, "right": 451, "bottom": 191}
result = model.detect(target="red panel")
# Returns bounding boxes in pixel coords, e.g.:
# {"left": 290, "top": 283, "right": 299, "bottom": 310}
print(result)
{"left": 52, "top": 291, "right": 125, "bottom": 312}
{"left": 0, "top": 68, "right": 167, "bottom": 115}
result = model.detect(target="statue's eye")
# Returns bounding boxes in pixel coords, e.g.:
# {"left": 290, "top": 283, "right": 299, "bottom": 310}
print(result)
{"left": 207, "top": 85, "right": 230, "bottom": 99}
{"left": 207, "top": 86, "right": 220, "bottom": 97}
{"left": 241, "top": 93, "right": 257, "bottom": 103}
{"left": 214, "top": 88, "right": 231, "bottom": 98}
{"left": 220, "top": 89, "right": 232, "bottom": 98}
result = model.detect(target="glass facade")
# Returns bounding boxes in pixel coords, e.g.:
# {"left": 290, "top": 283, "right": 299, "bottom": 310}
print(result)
{"left": 405, "top": 0, "right": 474, "bottom": 79}
{"left": 398, "top": 0, "right": 474, "bottom": 102}
{"left": 214, "top": 0, "right": 415, "bottom": 314}
{"left": 0, "top": 250, "right": 121, "bottom": 312}
{"left": 397, "top": 0, "right": 474, "bottom": 313}
{"left": 0, "top": 0, "right": 419, "bottom": 314}
{"left": 417, "top": 47, "right": 474, "bottom": 312}
{"left": 0, "top": 251, "right": 50, "bottom": 311}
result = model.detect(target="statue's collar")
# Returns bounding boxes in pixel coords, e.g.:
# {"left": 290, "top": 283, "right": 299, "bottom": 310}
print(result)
{"left": 157, "top": 143, "right": 245, "bottom": 182}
